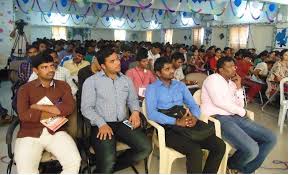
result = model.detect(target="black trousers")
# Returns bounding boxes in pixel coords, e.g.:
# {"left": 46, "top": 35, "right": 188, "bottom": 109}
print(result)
{"left": 165, "top": 126, "right": 226, "bottom": 174}
{"left": 90, "top": 122, "right": 152, "bottom": 173}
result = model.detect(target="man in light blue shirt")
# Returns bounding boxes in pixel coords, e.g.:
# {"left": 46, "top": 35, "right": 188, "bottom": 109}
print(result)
{"left": 145, "top": 57, "right": 225, "bottom": 174}
{"left": 81, "top": 46, "right": 151, "bottom": 173}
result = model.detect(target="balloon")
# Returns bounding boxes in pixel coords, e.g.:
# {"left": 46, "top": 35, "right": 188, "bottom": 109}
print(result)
{"left": 158, "top": 9, "right": 163, "bottom": 15}
{"left": 22, "top": 0, "right": 29, "bottom": 4}
{"left": 106, "top": 16, "right": 109, "bottom": 21}
{"left": 131, "top": 7, "right": 136, "bottom": 13}
{"left": 183, "top": 12, "right": 187, "bottom": 17}
{"left": 76, "top": 15, "right": 80, "bottom": 19}
{"left": 234, "top": 0, "right": 242, "bottom": 7}
{"left": 97, "top": 3, "right": 102, "bottom": 9}
{"left": 192, "top": 0, "right": 198, "bottom": 3}
{"left": 61, "top": 0, "right": 67, "bottom": 7}
{"left": 47, "top": 12, "right": 51, "bottom": 17}
{"left": 269, "top": 3, "right": 276, "bottom": 12}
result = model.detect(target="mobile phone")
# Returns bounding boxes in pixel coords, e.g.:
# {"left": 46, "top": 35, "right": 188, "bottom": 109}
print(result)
{"left": 123, "top": 120, "right": 134, "bottom": 130}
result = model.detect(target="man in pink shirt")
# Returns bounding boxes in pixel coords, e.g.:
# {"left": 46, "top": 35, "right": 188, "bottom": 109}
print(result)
{"left": 201, "top": 57, "right": 276, "bottom": 174}
{"left": 126, "top": 48, "right": 156, "bottom": 102}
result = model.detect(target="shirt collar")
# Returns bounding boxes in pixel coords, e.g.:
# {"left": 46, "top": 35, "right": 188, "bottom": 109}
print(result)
{"left": 99, "top": 70, "right": 123, "bottom": 79}
{"left": 34, "top": 78, "right": 55, "bottom": 88}
{"left": 155, "top": 79, "right": 177, "bottom": 87}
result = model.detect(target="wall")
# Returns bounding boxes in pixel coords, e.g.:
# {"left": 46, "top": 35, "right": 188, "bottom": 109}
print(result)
{"left": 90, "top": 29, "right": 114, "bottom": 41}
{"left": 126, "top": 31, "right": 146, "bottom": 42}
{"left": 211, "top": 27, "right": 228, "bottom": 49}
{"left": 172, "top": 29, "right": 192, "bottom": 45}
{"left": 152, "top": 30, "right": 162, "bottom": 43}
{"left": 247, "top": 25, "right": 274, "bottom": 53}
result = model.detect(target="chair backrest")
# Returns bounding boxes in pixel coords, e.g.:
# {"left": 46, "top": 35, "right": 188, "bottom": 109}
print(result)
{"left": 185, "top": 72, "right": 208, "bottom": 87}
{"left": 193, "top": 89, "right": 201, "bottom": 106}
{"left": 280, "top": 77, "right": 288, "bottom": 103}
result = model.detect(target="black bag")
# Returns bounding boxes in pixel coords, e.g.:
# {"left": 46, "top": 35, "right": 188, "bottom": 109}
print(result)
{"left": 158, "top": 105, "right": 215, "bottom": 141}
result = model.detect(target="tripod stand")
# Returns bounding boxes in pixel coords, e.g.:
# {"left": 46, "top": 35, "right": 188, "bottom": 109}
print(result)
{"left": 10, "top": 29, "right": 28, "bottom": 58}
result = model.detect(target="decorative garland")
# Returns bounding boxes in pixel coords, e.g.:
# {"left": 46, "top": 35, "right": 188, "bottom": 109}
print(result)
{"left": 16, "top": 0, "right": 31, "bottom": 14}
{"left": 161, "top": 0, "right": 182, "bottom": 13}
{"left": 133, "top": 0, "right": 152, "bottom": 9}
{"left": 106, "top": 0, "right": 123, "bottom": 5}
{"left": 249, "top": 2, "right": 265, "bottom": 20}
{"left": 140, "top": 10, "right": 155, "bottom": 23}
{"left": 111, "top": 6, "right": 126, "bottom": 19}
{"left": 229, "top": 0, "right": 249, "bottom": 19}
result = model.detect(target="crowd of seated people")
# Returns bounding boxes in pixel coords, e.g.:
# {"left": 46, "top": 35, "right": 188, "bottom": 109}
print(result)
{"left": 8, "top": 37, "right": 287, "bottom": 174}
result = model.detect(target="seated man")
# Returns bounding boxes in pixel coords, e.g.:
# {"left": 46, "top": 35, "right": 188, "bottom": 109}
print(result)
{"left": 15, "top": 53, "right": 81, "bottom": 173}
{"left": 145, "top": 57, "right": 225, "bottom": 174}
{"left": 81, "top": 47, "right": 152, "bottom": 173}
{"left": 28, "top": 49, "right": 78, "bottom": 97}
{"left": 63, "top": 47, "right": 90, "bottom": 79}
{"left": 126, "top": 47, "right": 156, "bottom": 101}
{"left": 201, "top": 56, "right": 277, "bottom": 173}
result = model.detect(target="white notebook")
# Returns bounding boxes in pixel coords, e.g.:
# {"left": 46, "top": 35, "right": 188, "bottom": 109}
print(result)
{"left": 36, "top": 96, "right": 53, "bottom": 105}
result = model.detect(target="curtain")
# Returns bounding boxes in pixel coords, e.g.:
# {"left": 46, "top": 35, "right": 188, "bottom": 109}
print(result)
{"left": 229, "top": 26, "right": 249, "bottom": 50}
{"left": 52, "top": 26, "right": 67, "bottom": 40}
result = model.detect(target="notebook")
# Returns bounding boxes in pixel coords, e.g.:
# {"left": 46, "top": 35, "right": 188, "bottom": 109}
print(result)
{"left": 37, "top": 96, "right": 68, "bottom": 132}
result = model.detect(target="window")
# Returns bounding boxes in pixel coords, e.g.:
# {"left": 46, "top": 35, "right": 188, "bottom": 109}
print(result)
{"left": 114, "top": 30, "right": 126, "bottom": 41}
{"left": 164, "top": 29, "right": 173, "bottom": 44}
{"left": 146, "top": 31, "right": 152, "bottom": 42}
{"left": 52, "top": 26, "right": 67, "bottom": 40}
{"left": 229, "top": 26, "right": 249, "bottom": 50}
{"left": 192, "top": 28, "right": 204, "bottom": 46}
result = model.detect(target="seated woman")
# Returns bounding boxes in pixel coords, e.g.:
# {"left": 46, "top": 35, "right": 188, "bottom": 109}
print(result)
{"left": 266, "top": 49, "right": 288, "bottom": 99}
{"left": 209, "top": 48, "right": 222, "bottom": 73}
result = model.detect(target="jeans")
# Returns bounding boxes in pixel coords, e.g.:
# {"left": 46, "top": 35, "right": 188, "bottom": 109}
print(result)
{"left": 215, "top": 115, "right": 277, "bottom": 173}
{"left": 165, "top": 125, "right": 226, "bottom": 173}
{"left": 0, "top": 103, "right": 7, "bottom": 118}
{"left": 90, "top": 122, "right": 152, "bottom": 173}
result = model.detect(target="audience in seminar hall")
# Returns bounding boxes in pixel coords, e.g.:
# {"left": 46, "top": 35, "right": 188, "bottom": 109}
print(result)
{"left": 126, "top": 47, "right": 156, "bottom": 102}
{"left": 59, "top": 42, "right": 76, "bottom": 65}
{"left": 148, "top": 42, "right": 161, "bottom": 70}
{"left": 6, "top": 36, "right": 288, "bottom": 174}
{"left": 78, "top": 51, "right": 102, "bottom": 97}
{"left": 81, "top": 47, "right": 152, "bottom": 174}
{"left": 15, "top": 53, "right": 81, "bottom": 173}
{"left": 235, "top": 51, "right": 262, "bottom": 103}
{"left": 17, "top": 45, "right": 39, "bottom": 83}
{"left": 120, "top": 45, "right": 135, "bottom": 74}
{"left": 266, "top": 49, "right": 288, "bottom": 98}
{"left": 209, "top": 48, "right": 222, "bottom": 72}
{"left": 63, "top": 47, "right": 90, "bottom": 79}
{"left": 145, "top": 57, "right": 225, "bottom": 174}
{"left": 28, "top": 49, "right": 78, "bottom": 97}
{"left": 85, "top": 41, "right": 97, "bottom": 63}
{"left": 201, "top": 56, "right": 277, "bottom": 174}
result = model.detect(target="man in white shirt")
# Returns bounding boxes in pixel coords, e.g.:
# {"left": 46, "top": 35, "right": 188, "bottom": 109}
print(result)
{"left": 28, "top": 49, "right": 78, "bottom": 97}
{"left": 251, "top": 60, "right": 275, "bottom": 84}
{"left": 148, "top": 43, "right": 161, "bottom": 70}
{"left": 201, "top": 56, "right": 276, "bottom": 174}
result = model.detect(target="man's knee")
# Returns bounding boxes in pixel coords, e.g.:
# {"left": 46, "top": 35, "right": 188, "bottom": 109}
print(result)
{"left": 61, "top": 152, "right": 82, "bottom": 173}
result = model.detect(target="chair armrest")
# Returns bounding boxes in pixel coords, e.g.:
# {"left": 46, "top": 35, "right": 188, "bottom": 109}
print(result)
{"left": 147, "top": 119, "right": 166, "bottom": 149}
{"left": 207, "top": 116, "right": 222, "bottom": 138}
{"left": 6, "top": 117, "right": 19, "bottom": 159}
{"left": 246, "top": 110, "right": 254, "bottom": 121}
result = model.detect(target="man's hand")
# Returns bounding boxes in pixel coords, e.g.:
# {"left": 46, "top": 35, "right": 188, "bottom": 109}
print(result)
{"left": 40, "top": 112, "right": 56, "bottom": 120}
{"left": 232, "top": 74, "right": 242, "bottom": 89}
{"left": 97, "top": 124, "right": 114, "bottom": 140}
{"left": 176, "top": 109, "right": 198, "bottom": 127}
{"left": 129, "top": 111, "right": 141, "bottom": 129}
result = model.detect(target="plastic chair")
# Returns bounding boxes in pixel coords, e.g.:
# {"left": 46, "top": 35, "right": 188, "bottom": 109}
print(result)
{"left": 142, "top": 99, "right": 223, "bottom": 173}
{"left": 278, "top": 77, "right": 288, "bottom": 134}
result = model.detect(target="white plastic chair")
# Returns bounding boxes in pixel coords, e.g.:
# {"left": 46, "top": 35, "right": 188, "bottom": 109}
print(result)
{"left": 142, "top": 99, "right": 223, "bottom": 174}
{"left": 278, "top": 77, "right": 288, "bottom": 134}
{"left": 193, "top": 90, "right": 255, "bottom": 173}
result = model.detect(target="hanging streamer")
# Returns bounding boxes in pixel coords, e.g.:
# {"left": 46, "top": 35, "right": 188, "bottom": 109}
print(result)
{"left": 161, "top": 0, "right": 182, "bottom": 13}
{"left": 249, "top": 2, "right": 264, "bottom": 20}
{"left": 106, "top": 0, "right": 123, "bottom": 5}
{"left": 229, "top": 0, "right": 248, "bottom": 19}
{"left": 111, "top": 6, "right": 126, "bottom": 19}
{"left": 100, "top": 16, "right": 112, "bottom": 27}
{"left": 133, "top": 0, "right": 152, "bottom": 9}
{"left": 140, "top": 9, "right": 155, "bottom": 23}
{"left": 16, "top": 0, "right": 31, "bottom": 14}
{"left": 126, "top": 18, "right": 137, "bottom": 29}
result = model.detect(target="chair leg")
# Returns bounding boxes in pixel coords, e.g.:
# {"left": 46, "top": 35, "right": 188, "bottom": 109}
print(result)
{"left": 279, "top": 105, "right": 287, "bottom": 134}
{"left": 259, "top": 91, "right": 264, "bottom": 105}
{"left": 144, "top": 158, "right": 148, "bottom": 174}
{"left": 166, "top": 155, "right": 175, "bottom": 174}
{"left": 131, "top": 165, "right": 139, "bottom": 174}
{"left": 278, "top": 106, "right": 283, "bottom": 126}
{"left": 218, "top": 142, "right": 231, "bottom": 174}
{"left": 159, "top": 152, "right": 169, "bottom": 174}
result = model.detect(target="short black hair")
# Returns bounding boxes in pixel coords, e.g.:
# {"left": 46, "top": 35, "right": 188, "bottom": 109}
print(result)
{"left": 215, "top": 48, "right": 222, "bottom": 53}
{"left": 224, "top": 47, "right": 231, "bottom": 51}
{"left": 216, "top": 56, "right": 235, "bottom": 70}
{"left": 44, "top": 49, "right": 57, "bottom": 55}
{"left": 136, "top": 47, "right": 148, "bottom": 61}
{"left": 97, "top": 47, "right": 115, "bottom": 65}
{"left": 171, "top": 52, "right": 185, "bottom": 62}
{"left": 122, "top": 45, "right": 133, "bottom": 52}
{"left": 75, "top": 47, "right": 86, "bottom": 56}
{"left": 26, "top": 45, "right": 38, "bottom": 52}
{"left": 152, "top": 42, "right": 162, "bottom": 49}
{"left": 154, "top": 56, "right": 171, "bottom": 72}
{"left": 31, "top": 53, "right": 54, "bottom": 68}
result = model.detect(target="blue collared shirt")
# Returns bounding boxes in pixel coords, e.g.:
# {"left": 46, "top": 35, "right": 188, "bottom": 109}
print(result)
{"left": 81, "top": 70, "right": 140, "bottom": 127}
{"left": 145, "top": 79, "right": 201, "bottom": 125}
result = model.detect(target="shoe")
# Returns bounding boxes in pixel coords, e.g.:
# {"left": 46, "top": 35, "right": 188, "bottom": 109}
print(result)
{"left": 226, "top": 167, "right": 240, "bottom": 174}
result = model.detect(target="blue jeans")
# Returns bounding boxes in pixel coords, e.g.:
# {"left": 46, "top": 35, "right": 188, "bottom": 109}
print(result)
{"left": 215, "top": 115, "right": 277, "bottom": 173}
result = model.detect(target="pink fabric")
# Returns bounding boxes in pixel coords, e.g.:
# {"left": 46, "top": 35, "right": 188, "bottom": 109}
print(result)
{"left": 126, "top": 67, "right": 157, "bottom": 93}
{"left": 201, "top": 73, "right": 246, "bottom": 117}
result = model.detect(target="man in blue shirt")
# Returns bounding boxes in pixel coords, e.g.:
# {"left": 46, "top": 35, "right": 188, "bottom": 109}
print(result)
{"left": 81, "top": 46, "right": 151, "bottom": 173}
{"left": 145, "top": 57, "right": 225, "bottom": 174}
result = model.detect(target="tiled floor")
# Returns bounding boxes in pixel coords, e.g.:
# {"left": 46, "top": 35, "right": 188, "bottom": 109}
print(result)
{"left": 0, "top": 80, "right": 287, "bottom": 174}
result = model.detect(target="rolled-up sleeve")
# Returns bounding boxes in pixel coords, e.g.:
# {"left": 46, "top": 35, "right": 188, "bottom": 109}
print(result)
{"left": 81, "top": 78, "right": 106, "bottom": 127}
